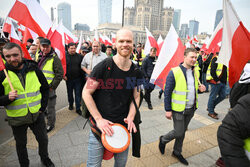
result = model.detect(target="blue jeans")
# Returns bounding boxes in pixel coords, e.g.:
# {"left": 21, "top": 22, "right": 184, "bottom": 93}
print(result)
{"left": 225, "top": 81, "right": 231, "bottom": 96}
{"left": 87, "top": 131, "right": 129, "bottom": 167}
{"left": 66, "top": 78, "right": 82, "bottom": 110}
{"left": 202, "top": 73, "right": 209, "bottom": 91}
{"left": 207, "top": 83, "right": 226, "bottom": 114}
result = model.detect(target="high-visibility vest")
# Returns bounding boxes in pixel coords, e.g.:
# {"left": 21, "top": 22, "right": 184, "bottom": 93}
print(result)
{"left": 206, "top": 56, "right": 223, "bottom": 80}
{"left": 194, "top": 54, "right": 200, "bottom": 71}
{"left": 2, "top": 70, "right": 41, "bottom": 117}
{"left": 244, "top": 138, "right": 250, "bottom": 160}
{"left": 171, "top": 66, "right": 198, "bottom": 112}
{"left": 2, "top": 58, "right": 6, "bottom": 64}
{"left": 34, "top": 49, "right": 40, "bottom": 62}
{"left": 41, "top": 55, "right": 55, "bottom": 84}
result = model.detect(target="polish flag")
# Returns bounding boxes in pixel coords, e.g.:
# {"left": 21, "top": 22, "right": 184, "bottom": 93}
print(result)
{"left": 207, "top": 19, "right": 223, "bottom": 54}
{"left": 201, "top": 36, "right": 210, "bottom": 50}
{"left": 10, "top": 22, "right": 31, "bottom": 60}
{"left": 0, "top": 55, "right": 5, "bottom": 71}
{"left": 17, "top": 23, "right": 25, "bottom": 37}
{"left": 157, "top": 34, "right": 164, "bottom": 54}
{"left": 49, "top": 21, "right": 66, "bottom": 75}
{"left": 104, "top": 35, "right": 112, "bottom": 46}
{"left": 76, "top": 31, "right": 83, "bottom": 54}
{"left": 47, "top": 20, "right": 58, "bottom": 40}
{"left": 187, "top": 35, "right": 190, "bottom": 40}
{"left": 150, "top": 24, "right": 185, "bottom": 90}
{"left": 8, "top": 0, "right": 52, "bottom": 37}
{"left": 111, "top": 32, "right": 116, "bottom": 43}
{"left": 63, "top": 25, "right": 78, "bottom": 44}
{"left": 144, "top": 27, "right": 159, "bottom": 56}
{"left": 22, "top": 28, "right": 38, "bottom": 45}
{"left": 193, "top": 36, "right": 199, "bottom": 43}
{"left": 86, "top": 36, "right": 91, "bottom": 42}
{"left": 218, "top": 0, "right": 250, "bottom": 87}
{"left": 94, "top": 29, "right": 99, "bottom": 42}
{"left": 99, "top": 33, "right": 105, "bottom": 44}
{"left": 3, "top": 17, "right": 12, "bottom": 34}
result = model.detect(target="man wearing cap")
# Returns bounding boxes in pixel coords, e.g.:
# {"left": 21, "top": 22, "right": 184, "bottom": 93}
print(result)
{"left": 37, "top": 38, "right": 64, "bottom": 132}
{"left": 64, "top": 42, "right": 84, "bottom": 115}
{"left": 80, "top": 46, "right": 89, "bottom": 57}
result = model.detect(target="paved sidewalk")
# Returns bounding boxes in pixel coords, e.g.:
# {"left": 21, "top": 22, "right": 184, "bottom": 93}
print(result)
{"left": 0, "top": 90, "right": 229, "bottom": 167}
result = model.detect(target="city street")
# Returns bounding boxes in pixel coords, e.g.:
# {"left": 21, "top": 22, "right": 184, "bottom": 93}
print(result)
{"left": 0, "top": 84, "right": 229, "bottom": 167}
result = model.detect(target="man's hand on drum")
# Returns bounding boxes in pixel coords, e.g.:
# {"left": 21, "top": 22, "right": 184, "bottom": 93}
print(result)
{"left": 124, "top": 117, "right": 137, "bottom": 133}
{"left": 96, "top": 118, "right": 114, "bottom": 136}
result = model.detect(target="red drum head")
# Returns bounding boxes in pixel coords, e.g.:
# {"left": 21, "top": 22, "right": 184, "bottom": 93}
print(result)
{"left": 101, "top": 123, "right": 130, "bottom": 153}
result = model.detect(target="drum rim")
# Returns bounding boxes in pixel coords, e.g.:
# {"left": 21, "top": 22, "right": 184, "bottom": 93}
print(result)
{"left": 101, "top": 123, "right": 130, "bottom": 153}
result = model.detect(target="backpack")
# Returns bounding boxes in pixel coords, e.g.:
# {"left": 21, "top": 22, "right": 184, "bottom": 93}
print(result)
{"left": 229, "top": 81, "right": 250, "bottom": 108}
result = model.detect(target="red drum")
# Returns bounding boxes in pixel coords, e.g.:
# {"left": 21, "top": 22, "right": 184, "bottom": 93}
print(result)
{"left": 101, "top": 123, "right": 130, "bottom": 153}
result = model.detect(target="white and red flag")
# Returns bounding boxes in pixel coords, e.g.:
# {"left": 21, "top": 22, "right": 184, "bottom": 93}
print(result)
{"left": 47, "top": 20, "right": 58, "bottom": 40}
{"left": 3, "top": 17, "right": 12, "bottom": 35}
{"left": 63, "top": 25, "right": 78, "bottom": 44}
{"left": 193, "top": 36, "right": 199, "bottom": 43}
{"left": 150, "top": 24, "right": 185, "bottom": 90}
{"left": 7, "top": 0, "right": 52, "bottom": 37}
{"left": 157, "top": 34, "right": 164, "bottom": 53}
{"left": 207, "top": 19, "right": 223, "bottom": 54}
{"left": 49, "top": 21, "right": 66, "bottom": 76}
{"left": 22, "top": 27, "right": 38, "bottom": 45}
{"left": 111, "top": 32, "right": 116, "bottom": 43}
{"left": 104, "top": 35, "right": 112, "bottom": 46}
{"left": 218, "top": 0, "right": 250, "bottom": 87}
{"left": 99, "top": 33, "right": 105, "bottom": 44}
{"left": 9, "top": 22, "right": 31, "bottom": 60}
{"left": 0, "top": 55, "right": 6, "bottom": 71}
{"left": 201, "top": 36, "right": 210, "bottom": 50}
{"left": 144, "top": 27, "right": 159, "bottom": 56}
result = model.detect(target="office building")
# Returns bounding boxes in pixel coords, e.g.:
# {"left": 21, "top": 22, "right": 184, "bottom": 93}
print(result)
{"left": 173, "top": 9, "right": 181, "bottom": 32}
{"left": 189, "top": 19, "right": 199, "bottom": 37}
{"left": 58, "top": 2, "right": 72, "bottom": 31}
{"left": 214, "top": 9, "right": 223, "bottom": 30}
{"left": 98, "top": 0, "right": 112, "bottom": 25}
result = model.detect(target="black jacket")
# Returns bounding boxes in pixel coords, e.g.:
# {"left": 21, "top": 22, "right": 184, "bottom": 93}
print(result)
{"left": 65, "top": 52, "right": 84, "bottom": 80}
{"left": 217, "top": 94, "right": 250, "bottom": 167}
{"left": 210, "top": 56, "right": 227, "bottom": 84}
{"left": 141, "top": 55, "right": 156, "bottom": 79}
{"left": 0, "top": 59, "right": 49, "bottom": 126}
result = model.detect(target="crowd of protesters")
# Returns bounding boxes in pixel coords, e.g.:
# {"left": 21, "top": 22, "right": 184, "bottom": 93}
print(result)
{"left": 0, "top": 28, "right": 250, "bottom": 167}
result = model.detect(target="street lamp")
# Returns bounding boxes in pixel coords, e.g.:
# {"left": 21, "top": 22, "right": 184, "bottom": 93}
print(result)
{"left": 122, "top": 0, "right": 125, "bottom": 27}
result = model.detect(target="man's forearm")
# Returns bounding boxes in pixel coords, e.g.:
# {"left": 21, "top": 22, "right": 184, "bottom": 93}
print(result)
{"left": 83, "top": 92, "right": 102, "bottom": 121}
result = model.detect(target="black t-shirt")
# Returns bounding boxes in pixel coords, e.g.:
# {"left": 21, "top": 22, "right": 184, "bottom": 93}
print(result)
{"left": 89, "top": 58, "right": 144, "bottom": 126}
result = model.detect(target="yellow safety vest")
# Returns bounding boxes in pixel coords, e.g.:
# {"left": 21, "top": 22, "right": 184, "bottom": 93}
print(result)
{"left": 171, "top": 66, "right": 199, "bottom": 112}
{"left": 206, "top": 56, "right": 223, "bottom": 80}
{"left": 194, "top": 54, "right": 200, "bottom": 71}
{"left": 41, "top": 55, "right": 55, "bottom": 84}
{"left": 2, "top": 70, "right": 41, "bottom": 117}
{"left": 244, "top": 138, "right": 250, "bottom": 159}
{"left": 34, "top": 49, "right": 40, "bottom": 62}
{"left": 133, "top": 50, "right": 146, "bottom": 66}
{"left": 2, "top": 58, "right": 6, "bottom": 64}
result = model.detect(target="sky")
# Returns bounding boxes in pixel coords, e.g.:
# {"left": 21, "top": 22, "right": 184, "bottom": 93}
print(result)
{"left": 0, "top": 0, "right": 249, "bottom": 35}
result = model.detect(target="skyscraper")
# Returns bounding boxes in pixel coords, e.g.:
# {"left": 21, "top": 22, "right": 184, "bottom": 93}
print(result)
{"left": 179, "top": 24, "right": 189, "bottom": 39}
{"left": 173, "top": 9, "right": 181, "bottom": 32}
{"left": 189, "top": 20, "right": 199, "bottom": 37}
{"left": 57, "top": 2, "right": 72, "bottom": 31}
{"left": 214, "top": 9, "right": 223, "bottom": 30}
{"left": 98, "top": 0, "right": 112, "bottom": 25}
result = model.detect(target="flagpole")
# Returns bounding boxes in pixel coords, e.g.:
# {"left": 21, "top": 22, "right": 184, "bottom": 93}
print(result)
{"left": 122, "top": 0, "right": 125, "bottom": 27}
{"left": 3, "top": 69, "right": 15, "bottom": 92}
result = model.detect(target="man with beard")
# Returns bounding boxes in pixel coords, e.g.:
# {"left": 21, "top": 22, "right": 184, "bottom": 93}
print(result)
{"left": 83, "top": 29, "right": 143, "bottom": 166}
{"left": 0, "top": 43, "right": 54, "bottom": 167}
{"left": 37, "top": 39, "right": 64, "bottom": 132}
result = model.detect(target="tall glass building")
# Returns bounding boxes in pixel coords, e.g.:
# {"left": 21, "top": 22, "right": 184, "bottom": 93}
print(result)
{"left": 214, "top": 9, "right": 223, "bottom": 30}
{"left": 189, "top": 20, "right": 199, "bottom": 37}
{"left": 98, "top": 0, "right": 112, "bottom": 25}
{"left": 57, "top": 2, "right": 72, "bottom": 31}
{"left": 173, "top": 9, "right": 181, "bottom": 32}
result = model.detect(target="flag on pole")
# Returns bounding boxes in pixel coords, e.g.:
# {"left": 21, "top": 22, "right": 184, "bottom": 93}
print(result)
{"left": 144, "top": 27, "right": 159, "bottom": 56}
{"left": 207, "top": 19, "right": 223, "bottom": 54}
{"left": 94, "top": 29, "right": 99, "bottom": 42}
{"left": 157, "top": 34, "right": 164, "bottom": 53}
{"left": 8, "top": 0, "right": 52, "bottom": 37}
{"left": 3, "top": 17, "right": 12, "bottom": 34}
{"left": 218, "top": 0, "right": 250, "bottom": 87}
{"left": 104, "top": 35, "right": 112, "bottom": 46}
{"left": 150, "top": 24, "right": 185, "bottom": 90}
{"left": 10, "top": 22, "right": 31, "bottom": 60}
{"left": 49, "top": 21, "right": 66, "bottom": 75}
{"left": 201, "top": 36, "right": 210, "bottom": 50}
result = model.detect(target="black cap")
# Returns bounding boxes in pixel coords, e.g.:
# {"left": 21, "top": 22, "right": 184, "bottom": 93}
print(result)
{"left": 27, "top": 38, "right": 34, "bottom": 43}
{"left": 40, "top": 38, "right": 51, "bottom": 45}
{"left": 81, "top": 46, "right": 89, "bottom": 52}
